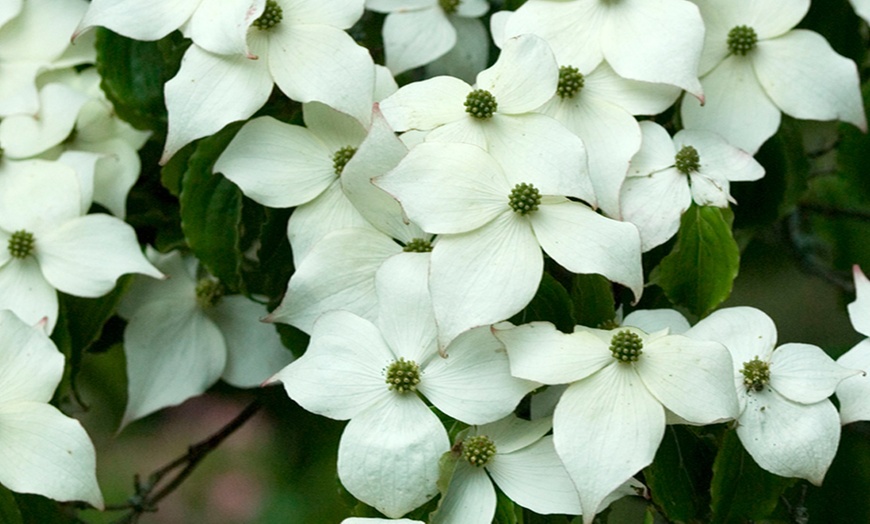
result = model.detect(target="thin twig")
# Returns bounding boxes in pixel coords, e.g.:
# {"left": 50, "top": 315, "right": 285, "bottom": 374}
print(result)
{"left": 105, "top": 399, "right": 262, "bottom": 523}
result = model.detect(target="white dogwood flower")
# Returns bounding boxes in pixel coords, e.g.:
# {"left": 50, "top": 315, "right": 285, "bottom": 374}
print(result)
{"left": 682, "top": 0, "right": 866, "bottom": 153}
{"left": 687, "top": 306, "right": 860, "bottom": 484}
{"left": 0, "top": 310, "right": 103, "bottom": 509}
{"left": 836, "top": 265, "right": 870, "bottom": 424}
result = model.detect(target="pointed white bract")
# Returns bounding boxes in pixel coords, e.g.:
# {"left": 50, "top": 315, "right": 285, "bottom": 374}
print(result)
{"left": 0, "top": 161, "right": 161, "bottom": 332}
{"left": 270, "top": 254, "right": 536, "bottom": 517}
{"left": 117, "top": 248, "right": 293, "bottom": 427}
{"left": 682, "top": 0, "right": 867, "bottom": 153}
{"left": 687, "top": 306, "right": 860, "bottom": 484}
{"left": 0, "top": 310, "right": 103, "bottom": 509}
{"left": 621, "top": 121, "right": 764, "bottom": 251}
{"left": 495, "top": 321, "right": 737, "bottom": 523}
{"left": 367, "top": 0, "right": 488, "bottom": 76}
{"left": 376, "top": 141, "right": 642, "bottom": 347}
{"left": 836, "top": 266, "right": 870, "bottom": 424}
{"left": 499, "top": 0, "right": 705, "bottom": 96}
{"left": 161, "top": 0, "right": 375, "bottom": 162}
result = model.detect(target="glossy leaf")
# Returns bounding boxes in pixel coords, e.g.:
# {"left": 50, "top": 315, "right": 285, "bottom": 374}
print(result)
{"left": 650, "top": 205, "right": 740, "bottom": 318}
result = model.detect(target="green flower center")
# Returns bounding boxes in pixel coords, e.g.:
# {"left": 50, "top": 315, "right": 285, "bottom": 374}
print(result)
{"left": 674, "top": 145, "right": 700, "bottom": 175}
{"left": 464, "top": 89, "right": 498, "bottom": 119}
{"left": 508, "top": 183, "right": 542, "bottom": 215}
{"left": 439, "top": 0, "right": 461, "bottom": 14}
{"left": 403, "top": 238, "right": 433, "bottom": 253}
{"left": 385, "top": 358, "right": 421, "bottom": 393}
{"left": 195, "top": 278, "right": 224, "bottom": 309}
{"left": 253, "top": 0, "right": 283, "bottom": 30}
{"left": 741, "top": 356, "right": 770, "bottom": 392}
{"left": 332, "top": 146, "right": 357, "bottom": 175}
{"left": 557, "top": 65, "right": 585, "bottom": 99}
{"left": 462, "top": 435, "right": 497, "bottom": 467}
{"left": 7, "top": 230, "right": 35, "bottom": 259}
{"left": 727, "top": 25, "right": 758, "bottom": 56}
{"left": 610, "top": 330, "right": 643, "bottom": 363}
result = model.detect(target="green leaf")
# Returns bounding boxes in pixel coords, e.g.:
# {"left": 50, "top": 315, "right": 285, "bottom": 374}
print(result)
{"left": 643, "top": 426, "right": 715, "bottom": 523}
{"left": 0, "top": 485, "right": 23, "bottom": 524}
{"left": 11, "top": 494, "right": 80, "bottom": 524}
{"left": 731, "top": 117, "right": 810, "bottom": 231}
{"left": 709, "top": 429, "right": 796, "bottom": 524}
{"left": 803, "top": 421, "right": 870, "bottom": 522}
{"left": 180, "top": 123, "right": 245, "bottom": 290}
{"left": 509, "top": 271, "right": 575, "bottom": 332}
{"left": 570, "top": 273, "right": 615, "bottom": 328}
{"left": 94, "top": 29, "right": 189, "bottom": 136}
{"left": 493, "top": 484, "right": 521, "bottom": 524}
{"left": 650, "top": 205, "right": 740, "bottom": 318}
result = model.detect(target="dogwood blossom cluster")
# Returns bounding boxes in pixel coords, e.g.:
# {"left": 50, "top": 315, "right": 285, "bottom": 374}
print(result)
{"left": 1, "top": 0, "right": 868, "bottom": 521}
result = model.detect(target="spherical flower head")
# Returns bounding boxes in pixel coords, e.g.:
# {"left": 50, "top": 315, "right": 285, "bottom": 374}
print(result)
{"left": 464, "top": 89, "right": 498, "bottom": 119}
{"left": 674, "top": 145, "right": 700, "bottom": 175}
{"left": 462, "top": 434, "right": 497, "bottom": 467}
{"left": 403, "top": 238, "right": 433, "bottom": 253}
{"left": 439, "top": 0, "right": 460, "bottom": 14}
{"left": 332, "top": 146, "right": 357, "bottom": 175}
{"left": 508, "top": 182, "right": 542, "bottom": 215}
{"left": 7, "top": 229, "right": 35, "bottom": 259}
{"left": 252, "top": 0, "right": 283, "bottom": 31}
{"left": 610, "top": 329, "right": 643, "bottom": 363}
{"left": 727, "top": 25, "right": 758, "bottom": 56}
{"left": 740, "top": 356, "right": 770, "bottom": 392}
{"left": 557, "top": 66, "right": 585, "bottom": 99}
{"left": 385, "top": 357, "right": 421, "bottom": 393}
{"left": 195, "top": 278, "right": 224, "bottom": 309}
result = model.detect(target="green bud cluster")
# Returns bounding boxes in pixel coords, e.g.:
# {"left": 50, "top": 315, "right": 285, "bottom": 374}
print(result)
{"left": 332, "top": 146, "right": 357, "bottom": 175}
{"left": 610, "top": 330, "right": 643, "bottom": 363}
{"left": 557, "top": 65, "right": 585, "bottom": 99}
{"left": 675, "top": 145, "right": 700, "bottom": 175}
{"left": 462, "top": 434, "right": 497, "bottom": 467}
{"left": 508, "top": 182, "right": 542, "bottom": 215}
{"left": 7, "top": 230, "right": 35, "bottom": 259}
{"left": 741, "top": 356, "right": 770, "bottom": 392}
{"left": 727, "top": 25, "right": 758, "bottom": 55}
{"left": 464, "top": 89, "right": 498, "bottom": 119}
{"left": 385, "top": 358, "right": 421, "bottom": 393}
{"left": 403, "top": 238, "right": 433, "bottom": 253}
{"left": 253, "top": 0, "right": 283, "bottom": 30}
{"left": 195, "top": 278, "right": 225, "bottom": 308}
{"left": 439, "top": 0, "right": 461, "bottom": 14}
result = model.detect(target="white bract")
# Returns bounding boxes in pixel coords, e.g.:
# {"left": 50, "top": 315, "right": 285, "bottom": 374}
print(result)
{"left": 0, "top": 0, "right": 94, "bottom": 117}
{"left": 682, "top": 0, "right": 867, "bottom": 153}
{"left": 494, "top": 321, "right": 737, "bottom": 523}
{"left": 117, "top": 249, "right": 293, "bottom": 427}
{"left": 433, "top": 415, "right": 640, "bottom": 523}
{"left": 366, "top": 0, "right": 488, "bottom": 76}
{"left": 76, "top": 0, "right": 265, "bottom": 57}
{"left": 836, "top": 265, "right": 870, "bottom": 424}
{"left": 498, "top": 0, "right": 705, "bottom": 96}
{"left": 376, "top": 140, "right": 642, "bottom": 348}
{"left": 621, "top": 121, "right": 764, "bottom": 251}
{"left": 0, "top": 161, "right": 161, "bottom": 332}
{"left": 161, "top": 0, "right": 375, "bottom": 163}
{"left": 687, "top": 306, "right": 860, "bottom": 484}
{"left": 851, "top": 0, "right": 870, "bottom": 23}
{"left": 379, "top": 34, "right": 593, "bottom": 202}
{"left": 269, "top": 254, "right": 536, "bottom": 517}
{"left": 0, "top": 310, "right": 103, "bottom": 509}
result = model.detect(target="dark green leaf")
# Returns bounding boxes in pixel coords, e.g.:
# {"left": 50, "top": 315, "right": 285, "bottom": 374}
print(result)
{"left": 509, "top": 271, "right": 575, "bottom": 332}
{"left": 493, "top": 484, "right": 520, "bottom": 524}
{"left": 0, "top": 485, "right": 23, "bottom": 524}
{"left": 180, "top": 123, "right": 245, "bottom": 290}
{"left": 709, "top": 429, "right": 796, "bottom": 523}
{"left": 94, "top": 29, "right": 188, "bottom": 136}
{"left": 570, "top": 273, "right": 615, "bottom": 328}
{"left": 731, "top": 117, "right": 810, "bottom": 231}
{"left": 804, "top": 422, "right": 870, "bottom": 523}
{"left": 643, "top": 426, "right": 715, "bottom": 523}
{"left": 11, "top": 493, "right": 81, "bottom": 524}
{"left": 650, "top": 205, "right": 740, "bottom": 318}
